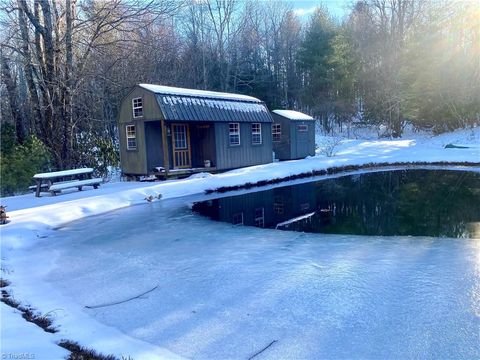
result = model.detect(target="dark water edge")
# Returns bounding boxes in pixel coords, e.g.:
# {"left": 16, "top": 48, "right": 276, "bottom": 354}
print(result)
{"left": 193, "top": 169, "right": 480, "bottom": 238}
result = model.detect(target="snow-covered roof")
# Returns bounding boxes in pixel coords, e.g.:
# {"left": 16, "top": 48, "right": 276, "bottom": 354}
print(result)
{"left": 156, "top": 94, "right": 272, "bottom": 123}
{"left": 139, "top": 84, "right": 261, "bottom": 103}
{"left": 272, "top": 109, "right": 315, "bottom": 121}
{"left": 137, "top": 84, "right": 272, "bottom": 123}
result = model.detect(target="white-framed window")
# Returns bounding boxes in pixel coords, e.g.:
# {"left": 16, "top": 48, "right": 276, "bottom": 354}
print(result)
{"left": 173, "top": 125, "right": 187, "bottom": 149}
{"left": 229, "top": 123, "right": 240, "bottom": 146}
{"left": 254, "top": 207, "right": 265, "bottom": 228}
{"left": 272, "top": 124, "right": 281, "bottom": 142}
{"left": 298, "top": 124, "right": 308, "bottom": 132}
{"left": 132, "top": 97, "right": 143, "bottom": 118}
{"left": 232, "top": 212, "right": 244, "bottom": 225}
{"left": 251, "top": 123, "right": 262, "bottom": 145}
{"left": 126, "top": 125, "right": 137, "bottom": 150}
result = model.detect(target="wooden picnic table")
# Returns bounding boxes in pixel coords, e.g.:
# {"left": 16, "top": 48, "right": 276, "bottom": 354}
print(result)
{"left": 32, "top": 168, "right": 101, "bottom": 197}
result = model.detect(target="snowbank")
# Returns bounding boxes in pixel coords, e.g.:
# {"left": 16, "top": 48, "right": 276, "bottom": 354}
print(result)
{"left": 1, "top": 303, "right": 70, "bottom": 360}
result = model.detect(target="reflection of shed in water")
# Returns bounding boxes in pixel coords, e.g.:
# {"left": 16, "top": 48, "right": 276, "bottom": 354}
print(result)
{"left": 193, "top": 170, "right": 480, "bottom": 237}
{"left": 192, "top": 182, "right": 318, "bottom": 229}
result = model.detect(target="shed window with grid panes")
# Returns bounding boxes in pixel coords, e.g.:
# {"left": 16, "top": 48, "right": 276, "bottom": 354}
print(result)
{"left": 254, "top": 207, "right": 265, "bottom": 227}
{"left": 251, "top": 123, "right": 262, "bottom": 144}
{"left": 132, "top": 97, "right": 143, "bottom": 118}
{"left": 126, "top": 125, "right": 137, "bottom": 150}
{"left": 272, "top": 124, "right": 281, "bottom": 142}
{"left": 229, "top": 123, "right": 240, "bottom": 146}
{"left": 232, "top": 212, "right": 244, "bottom": 225}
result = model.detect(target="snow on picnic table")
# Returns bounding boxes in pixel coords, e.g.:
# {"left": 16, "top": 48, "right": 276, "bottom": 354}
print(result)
{"left": 0, "top": 126, "right": 479, "bottom": 359}
{"left": 33, "top": 167, "right": 93, "bottom": 179}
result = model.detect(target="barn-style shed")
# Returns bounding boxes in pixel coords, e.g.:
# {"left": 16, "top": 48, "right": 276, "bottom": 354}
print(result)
{"left": 271, "top": 110, "right": 316, "bottom": 160}
{"left": 118, "top": 84, "right": 273, "bottom": 177}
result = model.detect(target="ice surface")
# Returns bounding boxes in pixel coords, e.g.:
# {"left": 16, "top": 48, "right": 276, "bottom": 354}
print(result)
{"left": 28, "top": 196, "right": 480, "bottom": 359}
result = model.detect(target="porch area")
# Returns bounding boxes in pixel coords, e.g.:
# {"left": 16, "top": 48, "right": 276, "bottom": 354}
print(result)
{"left": 144, "top": 121, "right": 217, "bottom": 176}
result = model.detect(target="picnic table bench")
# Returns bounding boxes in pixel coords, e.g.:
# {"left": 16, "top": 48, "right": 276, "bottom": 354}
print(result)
{"left": 32, "top": 168, "right": 103, "bottom": 197}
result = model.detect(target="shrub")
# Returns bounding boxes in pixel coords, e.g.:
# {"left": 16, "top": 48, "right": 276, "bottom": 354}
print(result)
{"left": 317, "top": 135, "right": 343, "bottom": 157}
{"left": 76, "top": 133, "right": 120, "bottom": 180}
{"left": 1, "top": 123, "right": 16, "bottom": 155}
{"left": 0, "top": 136, "right": 51, "bottom": 196}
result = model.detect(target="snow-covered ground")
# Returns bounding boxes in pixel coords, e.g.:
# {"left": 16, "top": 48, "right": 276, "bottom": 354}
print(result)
{"left": 1, "top": 304, "right": 70, "bottom": 359}
{"left": 1, "top": 127, "right": 479, "bottom": 359}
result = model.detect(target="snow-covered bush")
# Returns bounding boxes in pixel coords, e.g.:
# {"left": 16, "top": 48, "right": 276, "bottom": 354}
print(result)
{"left": 317, "top": 135, "right": 343, "bottom": 157}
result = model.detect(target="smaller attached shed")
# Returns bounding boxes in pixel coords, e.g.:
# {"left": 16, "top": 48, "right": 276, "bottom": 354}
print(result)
{"left": 271, "top": 110, "right": 316, "bottom": 160}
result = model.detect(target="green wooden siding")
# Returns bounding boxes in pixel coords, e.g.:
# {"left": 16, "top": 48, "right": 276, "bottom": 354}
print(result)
{"left": 272, "top": 113, "right": 315, "bottom": 160}
{"left": 272, "top": 113, "right": 291, "bottom": 160}
{"left": 119, "top": 120, "right": 147, "bottom": 175}
{"left": 214, "top": 122, "right": 272, "bottom": 170}
{"left": 118, "top": 87, "right": 163, "bottom": 123}
{"left": 118, "top": 86, "right": 164, "bottom": 175}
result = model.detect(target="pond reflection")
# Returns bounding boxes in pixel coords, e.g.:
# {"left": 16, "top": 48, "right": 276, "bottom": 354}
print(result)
{"left": 193, "top": 169, "right": 480, "bottom": 238}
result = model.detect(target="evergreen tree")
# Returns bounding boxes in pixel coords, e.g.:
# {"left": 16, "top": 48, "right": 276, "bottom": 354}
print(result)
{"left": 297, "top": 6, "right": 336, "bottom": 123}
{"left": 327, "top": 26, "right": 359, "bottom": 130}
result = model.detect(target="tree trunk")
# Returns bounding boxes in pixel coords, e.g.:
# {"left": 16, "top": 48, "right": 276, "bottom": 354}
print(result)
{"left": 62, "top": 0, "right": 74, "bottom": 167}
{"left": 1, "top": 53, "right": 25, "bottom": 143}
{"left": 18, "top": 5, "right": 43, "bottom": 136}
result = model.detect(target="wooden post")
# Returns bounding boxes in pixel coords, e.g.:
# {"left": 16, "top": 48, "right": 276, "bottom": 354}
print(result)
{"left": 161, "top": 119, "right": 169, "bottom": 176}
{"left": 35, "top": 179, "right": 42, "bottom": 197}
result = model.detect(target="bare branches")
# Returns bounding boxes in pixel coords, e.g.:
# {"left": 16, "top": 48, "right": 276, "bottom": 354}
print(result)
{"left": 17, "top": 0, "right": 45, "bottom": 36}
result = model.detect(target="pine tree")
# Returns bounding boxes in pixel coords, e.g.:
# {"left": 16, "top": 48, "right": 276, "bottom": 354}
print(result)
{"left": 297, "top": 6, "right": 336, "bottom": 123}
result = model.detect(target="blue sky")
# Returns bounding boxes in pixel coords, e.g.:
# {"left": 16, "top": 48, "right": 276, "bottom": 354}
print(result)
{"left": 288, "top": 0, "right": 352, "bottom": 20}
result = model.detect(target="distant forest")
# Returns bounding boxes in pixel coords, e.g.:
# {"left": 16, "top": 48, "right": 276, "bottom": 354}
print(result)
{"left": 0, "top": 0, "right": 478, "bottom": 188}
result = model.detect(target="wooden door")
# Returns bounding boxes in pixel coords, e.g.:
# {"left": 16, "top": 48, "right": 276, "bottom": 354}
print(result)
{"left": 172, "top": 124, "right": 191, "bottom": 168}
{"left": 295, "top": 123, "right": 310, "bottom": 158}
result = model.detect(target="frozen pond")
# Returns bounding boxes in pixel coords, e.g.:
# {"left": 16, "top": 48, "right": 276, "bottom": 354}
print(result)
{"left": 193, "top": 169, "right": 480, "bottom": 238}
{"left": 42, "top": 170, "right": 480, "bottom": 359}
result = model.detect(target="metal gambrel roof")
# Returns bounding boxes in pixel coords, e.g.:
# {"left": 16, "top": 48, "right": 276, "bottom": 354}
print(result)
{"left": 154, "top": 94, "right": 273, "bottom": 123}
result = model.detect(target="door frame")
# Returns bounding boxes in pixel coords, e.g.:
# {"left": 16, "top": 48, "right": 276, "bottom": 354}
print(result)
{"left": 171, "top": 123, "right": 192, "bottom": 169}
